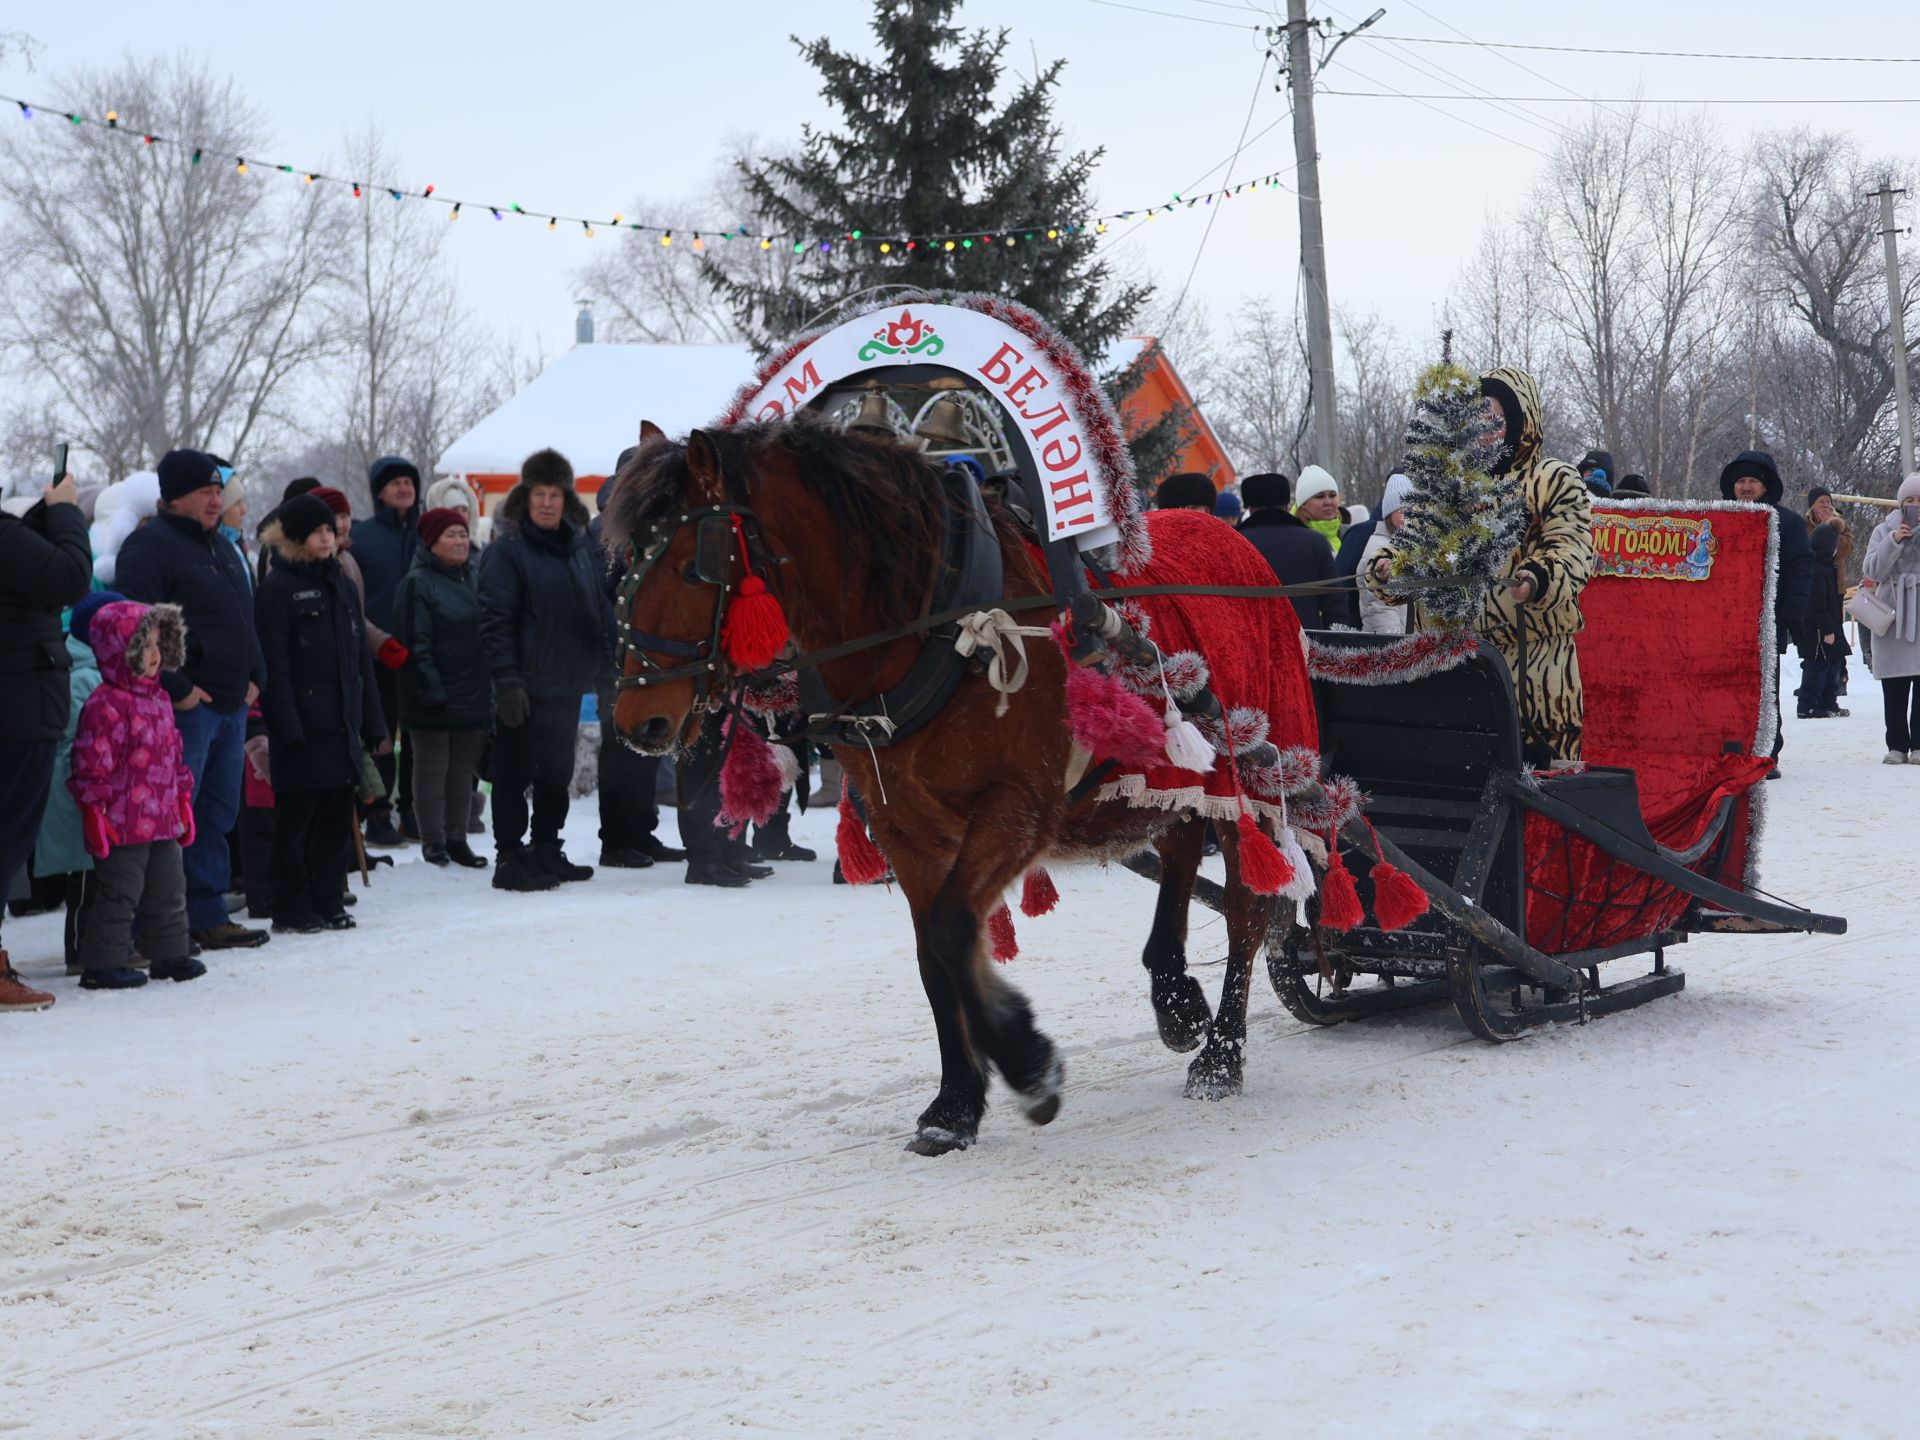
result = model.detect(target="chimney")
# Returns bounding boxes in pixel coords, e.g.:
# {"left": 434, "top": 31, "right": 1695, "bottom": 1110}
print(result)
{"left": 575, "top": 299, "right": 594, "bottom": 346}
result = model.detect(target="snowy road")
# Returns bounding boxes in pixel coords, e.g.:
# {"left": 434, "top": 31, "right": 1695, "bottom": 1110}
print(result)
{"left": 4, "top": 700, "right": 1916, "bottom": 1438}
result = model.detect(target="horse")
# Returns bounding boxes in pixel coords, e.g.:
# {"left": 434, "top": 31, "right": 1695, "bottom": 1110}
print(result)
{"left": 603, "top": 413, "right": 1297, "bottom": 1155}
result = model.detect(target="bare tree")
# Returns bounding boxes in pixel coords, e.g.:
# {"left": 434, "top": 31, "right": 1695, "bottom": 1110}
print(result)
{"left": 1749, "top": 127, "right": 1919, "bottom": 488}
{"left": 573, "top": 139, "right": 803, "bottom": 345}
{"left": 1449, "top": 218, "right": 1549, "bottom": 377}
{"left": 1208, "top": 294, "right": 1309, "bottom": 477}
{"left": 1334, "top": 308, "right": 1413, "bottom": 505}
{"left": 323, "top": 124, "right": 496, "bottom": 499}
{"left": 0, "top": 57, "right": 338, "bottom": 479}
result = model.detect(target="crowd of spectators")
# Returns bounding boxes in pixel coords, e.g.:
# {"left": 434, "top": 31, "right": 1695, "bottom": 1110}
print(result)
{"left": 1, "top": 445, "right": 813, "bottom": 1014}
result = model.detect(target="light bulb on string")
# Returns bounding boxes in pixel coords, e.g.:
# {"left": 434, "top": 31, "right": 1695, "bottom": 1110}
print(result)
{"left": 352, "top": 183, "right": 362, "bottom": 197}
{"left": 1046, "top": 228, "right": 1058, "bottom": 240}
{"left": 424, "top": 184, "right": 434, "bottom": 197}
{"left": 584, "top": 222, "right": 595, "bottom": 237}
{"left": 17, "top": 102, "right": 32, "bottom": 119}
{"left": 491, "top": 208, "right": 502, "bottom": 221}
{"left": 548, "top": 218, "right": 556, "bottom": 231}
{"left": 236, "top": 158, "right": 248, "bottom": 174}
{"left": 612, "top": 213, "right": 622, "bottom": 226}
{"left": 450, "top": 204, "right": 461, "bottom": 220}
{"left": 660, "top": 231, "right": 672, "bottom": 247}
{"left": 879, "top": 241, "right": 891, "bottom": 254}
{"left": 943, "top": 240, "right": 955, "bottom": 252}
{"left": 691, "top": 234, "right": 704, "bottom": 252}
{"left": 759, "top": 238, "right": 771, "bottom": 250}
{"left": 105, "top": 110, "right": 118, "bottom": 127}
{"left": 65, "top": 113, "right": 79, "bottom": 125}
{"left": 143, "top": 135, "right": 154, "bottom": 146}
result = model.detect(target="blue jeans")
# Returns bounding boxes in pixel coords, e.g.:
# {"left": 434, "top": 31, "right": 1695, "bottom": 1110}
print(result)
{"left": 176, "top": 703, "right": 247, "bottom": 931}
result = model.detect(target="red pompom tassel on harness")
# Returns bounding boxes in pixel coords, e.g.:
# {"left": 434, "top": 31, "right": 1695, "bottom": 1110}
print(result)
{"left": 1318, "top": 842, "right": 1364, "bottom": 932}
{"left": 1368, "top": 862, "right": 1429, "bottom": 932}
{"left": 1235, "top": 810, "right": 1293, "bottom": 896}
{"left": 1363, "top": 820, "right": 1428, "bottom": 931}
{"left": 716, "top": 720, "right": 782, "bottom": 836}
{"left": 721, "top": 514, "right": 789, "bottom": 671}
{"left": 989, "top": 903, "right": 1019, "bottom": 963}
{"left": 836, "top": 786, "right": 889, "bottom": 885}
{"left": 1020, "top": 867, "right": 1059, "bottom": 917}
{"left": 722, "top": 573, "right": 789, "bottom": 671}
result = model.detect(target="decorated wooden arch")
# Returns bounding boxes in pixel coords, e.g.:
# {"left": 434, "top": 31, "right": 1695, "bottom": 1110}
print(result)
{"left": 718, "top": 292, "right": 1151, "bottom": 574}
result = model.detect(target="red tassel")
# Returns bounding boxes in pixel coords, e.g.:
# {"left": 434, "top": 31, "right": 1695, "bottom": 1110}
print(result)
{"left": 1318, "top": 846, "right": 1364, "bottom": 932}
{"left": 1020, "top": 866, "right": 1059, "bottom": 917}
{"left": 1234, "top": 810, "right": 1293, "bottom": 896}
{"left": 716, "top": 720, "right": 782, "bottom": 835}
{"left": 1369, "top": 860, "right": 1430, "bottom": 932}
{"left": 836, "top": 787, "right": 888, "bottom": 885}
{"left": 722, "top": 573, "right": 789, "bottom": 671}
{"left": 989, "top": 903, "right": 1018, "bottom": 962}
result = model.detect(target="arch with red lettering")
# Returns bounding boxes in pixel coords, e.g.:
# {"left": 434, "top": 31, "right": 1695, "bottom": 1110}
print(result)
{"left": 718, "top": 293, "right": 1149, "bottom": 573}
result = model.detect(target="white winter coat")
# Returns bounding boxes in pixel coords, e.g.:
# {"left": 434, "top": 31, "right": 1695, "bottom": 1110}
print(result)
{"left": 1862, "top": 509, "right": 1920, "bottom": 680}
{"left": 1358, "top": 527, "right": 1407, "bottom": 635}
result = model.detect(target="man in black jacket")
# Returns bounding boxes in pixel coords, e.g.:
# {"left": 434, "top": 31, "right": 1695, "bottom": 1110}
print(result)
{"left": 1720, "top": 449, "right": 1814, "bottom": 769}
{"left": 116, "top": 449, "right": 270, "bottom": 950}
{"left": 1235, "top": 472, "right": 1343, "bottom": 630}
{"left": 0, "top": 469, "right": 92, "bottom": 1011}
{"left": 350, "top": 455, "right": 422, "bottom": 846}
{"left": 478, "top": 449, "right": 605, "bottom": 891}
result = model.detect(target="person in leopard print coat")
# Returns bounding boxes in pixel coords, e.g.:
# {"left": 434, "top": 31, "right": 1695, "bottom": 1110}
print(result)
{"left": 1372, "top": 365, "right": 1594, "bottom": 762}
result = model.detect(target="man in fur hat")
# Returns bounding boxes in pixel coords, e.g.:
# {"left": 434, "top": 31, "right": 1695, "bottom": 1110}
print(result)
{"left": 477, "top": 449, "right": 605, "bottom": 892}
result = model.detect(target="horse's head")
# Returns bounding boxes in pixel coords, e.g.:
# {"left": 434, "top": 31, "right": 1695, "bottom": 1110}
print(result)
{"left": 604, "top": 423, "right": 759, "bottom": 755}
{"left": 603, "top": 412, "right": 955, "bottom": 755}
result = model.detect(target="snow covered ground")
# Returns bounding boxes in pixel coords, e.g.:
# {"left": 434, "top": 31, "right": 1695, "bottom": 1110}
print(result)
{"left": 4, "top": 681, "right": 1917, "bottom": 1439}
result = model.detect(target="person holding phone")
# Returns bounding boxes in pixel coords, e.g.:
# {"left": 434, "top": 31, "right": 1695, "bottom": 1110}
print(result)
{"left": 0, "top": 457, "right": 93, "bottom": 1012}
{"left": 1861, "top": 473, "right": 1920, "bottom": 763}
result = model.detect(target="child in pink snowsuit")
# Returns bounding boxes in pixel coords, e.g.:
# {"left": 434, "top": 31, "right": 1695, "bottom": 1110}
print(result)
{"left": 66, "top": 600, "right": 206, "bottom": 989}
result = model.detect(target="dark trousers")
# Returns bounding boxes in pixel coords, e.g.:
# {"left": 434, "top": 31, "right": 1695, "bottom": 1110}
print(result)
{"left": 595, "top": 682, "right": 661, "bottom": 852}
{"left": 492, "top": 694, "right": 580, "bottom": 852}
{"left": 411, "top": 727, "right": 488, "bottom": 846}
{"left": 0, "top": 738, "right": 57, "bottom": 947}
{"left": 1799, "top": 657, "right": 1843, "bottom": 715}
{"left": 1884, "top": 676, "right": 1920, "bottom": 753}
{"left": 64, "top": 870, "right": 97, "bottom": 971}
{"left": 372, "top": 666, "right": 412, "bottom": 822}
{"left": 78, "top": 839, "right": 189, "bottom": 971}
{"left": 677, "top": 712, "right": 752, "bottom": 867}
{"left": 237, "top": 803, "right": 274, "bottom": 917}
{"left": 272, "top": 786, "right": 353, "bottom": 923}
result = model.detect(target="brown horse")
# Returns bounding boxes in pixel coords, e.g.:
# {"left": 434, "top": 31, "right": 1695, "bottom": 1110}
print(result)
{"left": 604, "top": 415, "right": 1284, "bottom": 1155}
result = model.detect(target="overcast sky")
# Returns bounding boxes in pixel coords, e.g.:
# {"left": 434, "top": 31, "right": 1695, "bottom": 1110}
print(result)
{"left": 5, "top": 0, "right": 1915, "bottom": 368}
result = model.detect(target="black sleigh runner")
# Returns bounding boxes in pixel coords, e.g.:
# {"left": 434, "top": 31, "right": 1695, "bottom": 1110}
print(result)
{"left": 603, "top": 296, "right": 1846, "bottom": 1156}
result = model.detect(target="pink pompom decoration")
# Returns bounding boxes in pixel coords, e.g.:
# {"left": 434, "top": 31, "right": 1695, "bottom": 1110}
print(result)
{"left": 1063, "top": 664, "right": 1169, "bottom": 767}
{"left": 717, "top": 719, "right": 782, "bottom": 837}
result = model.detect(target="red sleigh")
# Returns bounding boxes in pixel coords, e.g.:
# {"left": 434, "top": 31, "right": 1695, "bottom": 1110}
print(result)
{"left": 1262, "top": 500, "right": 1845, "bottom": 1041}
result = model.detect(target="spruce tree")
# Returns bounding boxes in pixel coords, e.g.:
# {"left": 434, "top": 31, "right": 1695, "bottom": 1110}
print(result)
{"left": 1387, "top": 337, "right": 1525, "bottom": 626}
{"left": 712, "top": 1, "right": 1189, "bottom": 479}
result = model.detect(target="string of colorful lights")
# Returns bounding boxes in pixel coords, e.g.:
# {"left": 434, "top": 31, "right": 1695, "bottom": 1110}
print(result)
{"left": 1, "top": 90, "right": 1296, "bottom": 253}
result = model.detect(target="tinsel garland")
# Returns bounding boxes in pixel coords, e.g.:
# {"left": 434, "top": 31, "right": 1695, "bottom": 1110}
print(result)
{"left": 1305, "top": 629, "right": 1482, "bottom": 687}
{"left": 1385, "top": 348, "right": 1525, "bottom": 626}
{"left": 717, "top": 291, "right": 1151, "bottom": 577}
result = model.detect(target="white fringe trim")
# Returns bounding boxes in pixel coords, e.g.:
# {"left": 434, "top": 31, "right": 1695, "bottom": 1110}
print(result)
{"left": 1093, "top": 773, "right": 1328, "bottom": 869}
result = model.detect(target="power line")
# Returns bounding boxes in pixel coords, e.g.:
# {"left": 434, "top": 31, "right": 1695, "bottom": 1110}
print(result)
{"left": 1320, "top": 60, "right": 1551, "bottom": 157}
{"left": 1323, "top": 90, "right": 1920, "bottom": 106}
{"left": 1364, "top": 33, "right": 1920, "bottom": 64}
{"left": 1077, "top": 0, "right": 1263, "bottom": 30}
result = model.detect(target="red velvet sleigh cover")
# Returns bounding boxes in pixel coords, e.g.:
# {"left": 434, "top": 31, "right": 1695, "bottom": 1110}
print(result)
{"left": 1523, "top": 502, "right": 1777, "bottom": 953}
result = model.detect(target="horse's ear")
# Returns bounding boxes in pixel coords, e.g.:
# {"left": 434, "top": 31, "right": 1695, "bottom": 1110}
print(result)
{"left": 685, "top": 428, "right": 726, "bottom": 503}
{"left": 638, "top": 419, "right": 664, "bottom": 443}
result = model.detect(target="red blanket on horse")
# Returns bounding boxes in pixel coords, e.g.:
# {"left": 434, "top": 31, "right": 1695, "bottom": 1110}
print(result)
{"left": 1092, "top": 510, "right": 1321, "bottom": 827}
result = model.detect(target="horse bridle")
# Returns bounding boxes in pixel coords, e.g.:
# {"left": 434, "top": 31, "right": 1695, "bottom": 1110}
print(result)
{"left": 612, "top": 502, "right": 775, "bottom": 719}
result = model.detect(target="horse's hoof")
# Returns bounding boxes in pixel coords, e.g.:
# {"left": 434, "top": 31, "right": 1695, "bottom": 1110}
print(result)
{"left": 1019, "top": 1053, "right": 1065, "bottom": 1126}
{"left": 1183, "top": 1046, "right": 1244, "bottom": 1101}
{"left": 906, "top": 1126, "right": 972, "bottom": 1156}
{"left": 1156, "top": 1012, "right": 1206, "bottom": 1053}
{"left": 1151, "top": 975, "right": 1211, "bottom": 1053}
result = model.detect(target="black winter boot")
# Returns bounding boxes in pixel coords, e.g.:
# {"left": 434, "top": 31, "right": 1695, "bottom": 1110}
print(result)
{"left": 494, "top": 848, "right": 560, "bottom": 892}
{"left": 534, "top": 844, "right": 594, "bottom": 883}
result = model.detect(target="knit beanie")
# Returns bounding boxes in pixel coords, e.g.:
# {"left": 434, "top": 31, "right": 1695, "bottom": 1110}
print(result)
{"left": 278, "top": 493, "right": 335, "bottom": 545}
{"left": 310, "top": 486, "right": 352, "bottom": 519}
{"left": 1294, "top": 465, "right": 1339, "bottom": 504}
{"left": 283, "top": 476, "right": 323, "bottom": 501}
{"left": 418, "top": 507, "right": 469, "bottom": 551}
{"left": 1807, "top": 485, "right": 1833, "bottom": 509}
{"left": 156, "top": 448, "right": 222, "bottom": 502}
{"left": 1379, "top": 473, "right": 1415, "bottom": 518}
{"left": 1213, "top": 491, "right": 1244, "bottom": 520}
{"left": 70, "top": 589, "right": 126, "bottom": 650}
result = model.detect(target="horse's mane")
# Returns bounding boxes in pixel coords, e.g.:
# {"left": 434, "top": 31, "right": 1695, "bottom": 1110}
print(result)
{"left": 603, "top": 411, "right": 955, "bottom": 632}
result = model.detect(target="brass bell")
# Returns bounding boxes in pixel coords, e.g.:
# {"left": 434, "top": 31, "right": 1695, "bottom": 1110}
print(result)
{"left": 914, "top": 396, "right": 972, "bottom": 447}
{"left": 846, "top": 390, "right": 896, "bottom": 436}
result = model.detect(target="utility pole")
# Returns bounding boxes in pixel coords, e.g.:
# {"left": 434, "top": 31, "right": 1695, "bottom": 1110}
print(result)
{"left": 1871, "top": 177, "right": 1915, "bottom": 476}
{"left": 1282, "top": 0, "right": 1338, "bottom": 472}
